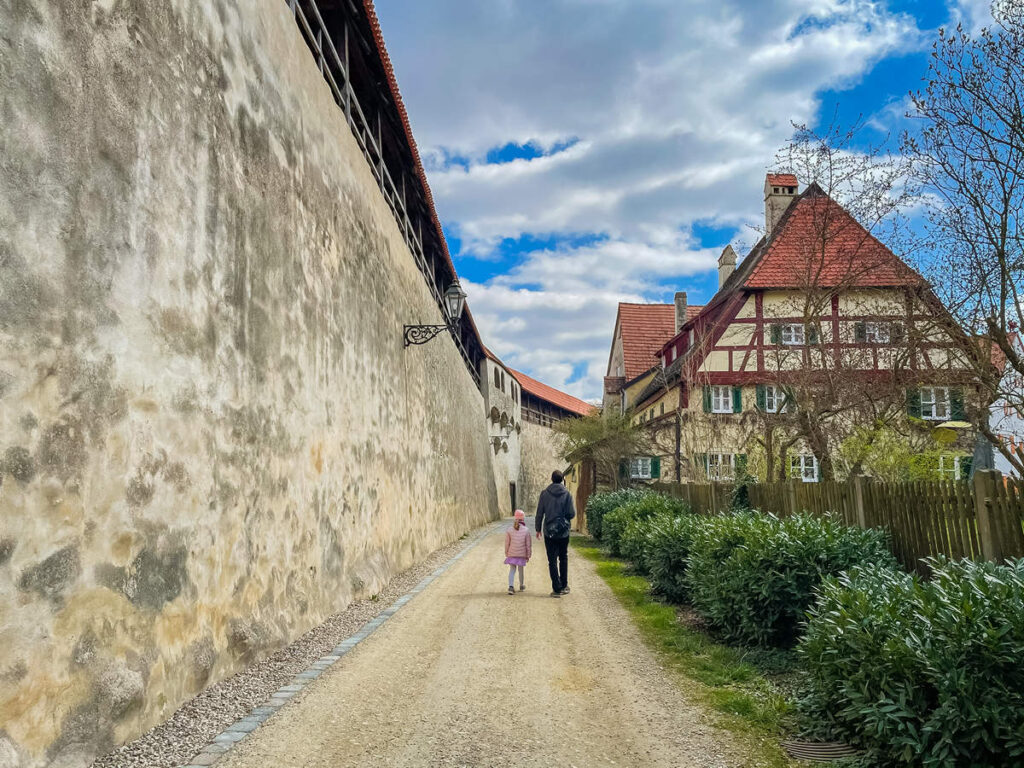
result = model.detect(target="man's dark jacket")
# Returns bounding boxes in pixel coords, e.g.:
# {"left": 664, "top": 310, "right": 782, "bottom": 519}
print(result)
{"left": 535, "top": 482, "right": 576, "bottom": 539}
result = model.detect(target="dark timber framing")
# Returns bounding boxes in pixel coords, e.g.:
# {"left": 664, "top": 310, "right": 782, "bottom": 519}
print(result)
{"left": 284, "top": 0, "right": 484, "bottom": 386}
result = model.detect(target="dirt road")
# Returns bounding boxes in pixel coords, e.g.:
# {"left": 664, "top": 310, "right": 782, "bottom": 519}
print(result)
{"left": 217, "top": 523, "right": 745, "bottom": 768}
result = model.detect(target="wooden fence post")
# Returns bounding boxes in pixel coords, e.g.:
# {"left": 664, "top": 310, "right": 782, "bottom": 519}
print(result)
{"left": 851, "top": 473, "right": 868, "bottom": 529}
{"left": 787, "top": 480, "right": 798, "bottom": 517}
{"left": 973, "top": 469, "right": 1002, "bottom": 562}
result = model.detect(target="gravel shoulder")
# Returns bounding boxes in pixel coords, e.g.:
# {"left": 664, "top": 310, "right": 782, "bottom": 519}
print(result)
{"left": 216, "top": 523, "right": 747, "bottom": 768}
{"left": 91, "top": 526, "right": 495, "bottom": 768}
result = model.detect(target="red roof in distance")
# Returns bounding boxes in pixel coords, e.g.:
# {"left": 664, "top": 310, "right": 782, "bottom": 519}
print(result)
{"left": 511, "top": 369, "right": 597, "bottom": 417}
{"left": 766, "top": 173, "right": 799, "bottom": 187}
{"left": 744, "top": 186, "right": 925, "bottom": 290}
{"left": 618, "top": 303, "right": 702, "bottom": 380}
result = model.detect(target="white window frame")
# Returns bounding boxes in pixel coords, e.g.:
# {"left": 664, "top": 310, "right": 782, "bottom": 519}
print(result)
{"left": 865, "top": 321, "right": 890, "bottom": 344}
{"left": 938, "top": 454, "right": 960, "bottom": 480}
{"left": 711, "top": 385, "right": 732, "bottom": 414}
{"left": 707, "top": 453, "right": 735, "bottom": 481}
{"left": 781, "top": 324, "right": 805, "bottom": 345}
{"left": 764, "top": 385, "right": 787, "bottom": 414}
{"left": 790, "top": 454, "right": 819, "bottom": 483}
{"left": 630, "top": 457, "right": 652, "bottom": 480}
{"left": 921, "top": 387, "right": 951, "bottom": 421}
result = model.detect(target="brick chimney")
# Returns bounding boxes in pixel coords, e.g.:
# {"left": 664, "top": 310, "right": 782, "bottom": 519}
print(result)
{"left": 764, "top": 173, "right": 799, "bottom": 234}
{"left": 674, "top": 291, "right": 688, "bottom": 331}
{"left": 718, "top": 245, "right": 737, "bottom": 289}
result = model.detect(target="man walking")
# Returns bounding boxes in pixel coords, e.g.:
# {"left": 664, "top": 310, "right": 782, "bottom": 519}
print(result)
{"left": 535, "top": 470, "right": 576, "bottom": 597}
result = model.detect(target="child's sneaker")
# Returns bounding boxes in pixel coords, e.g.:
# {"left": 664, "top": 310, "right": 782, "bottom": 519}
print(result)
{"left": 508, "top": 586, "right": 515, "bottom": 595}
{"left": 519, "top": 584, "right": 525, "bottom": 592}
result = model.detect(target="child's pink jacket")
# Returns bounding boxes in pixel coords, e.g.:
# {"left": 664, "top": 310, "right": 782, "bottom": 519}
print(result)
{"left": 505, "top": 525, "right": 533, "bottom": 560}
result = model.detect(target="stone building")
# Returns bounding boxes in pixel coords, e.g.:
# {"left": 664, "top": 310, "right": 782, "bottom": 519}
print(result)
{"left": 615, "top": 174, "right": 979, "bottom": 484}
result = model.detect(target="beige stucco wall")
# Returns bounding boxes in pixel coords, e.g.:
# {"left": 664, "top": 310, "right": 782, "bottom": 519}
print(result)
{"left": 519, "top": 421, "right": 567, "bottom": 518}
{"left": 0, "top": 3, "right": 498, "bottom": 766}
{"left": 481, "top": 359, "right": 522, "bottom": 517}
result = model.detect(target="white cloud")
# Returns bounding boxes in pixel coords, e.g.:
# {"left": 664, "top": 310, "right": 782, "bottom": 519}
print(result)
{"left": 374, "top": 0, "right": 925, "bottom": 398}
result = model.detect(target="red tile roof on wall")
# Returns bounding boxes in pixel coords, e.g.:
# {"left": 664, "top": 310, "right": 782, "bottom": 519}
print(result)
{"left": 619, "top": 303, "right": 702, "bottom": 380}
{"left": 510, "top": 369, "right": 597, "bottom": 417}
{"left": 743, "top": 185, "right": 925, "bottom": 290}
{"left": 766, "top": 173, "right": 799, "bottom": 187}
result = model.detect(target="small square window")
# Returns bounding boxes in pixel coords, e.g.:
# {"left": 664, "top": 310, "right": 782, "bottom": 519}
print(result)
{"left": 630, "top": 457, "right": 652, "bottom": 479}
{"left": 865, "top": 322, "right": 890, "bottom": 344}
{"left": 707, "top": 453, "right": 735, "bottom": 481}
{"left": 711, "top": 385, "right": 732, "bottom": 413}
{"left": 764, "top": 385, "right": 787, "bottom": 413}
{"left": 921, "top": 387, "right": 950, "bottom": 421}
{"left": 781, "top": 324, "right": 805, "bottom": 345}
{"left": 790, "top": 454, "right": 818, "bottom": 483}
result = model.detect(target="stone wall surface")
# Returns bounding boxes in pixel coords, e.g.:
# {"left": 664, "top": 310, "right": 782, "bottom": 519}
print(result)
{"left": 519, "top": 421, "right": 566, "bottom": 518}
{"left": 0, "top": 1, "right": 499, "bottom": 765}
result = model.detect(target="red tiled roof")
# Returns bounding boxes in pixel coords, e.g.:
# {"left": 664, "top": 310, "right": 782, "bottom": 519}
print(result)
{"left": 510, "top": 369, "right": 597, "bottom": 417}
{"left": 744, "top": 185, "right": 925, "bottom": 290}
{"left": 618, "top": 303, "right": 702, "bottom": 380}
{"left": 766, "top": 173, "right": 798, "bottom": 187}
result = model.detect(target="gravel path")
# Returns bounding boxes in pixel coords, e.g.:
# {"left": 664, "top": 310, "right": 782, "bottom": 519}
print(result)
{"left": 91, "top": 526, "right": 493, "bottom": 768}
{"left": 216, "top": 523, "right": 748, "bottom": 768}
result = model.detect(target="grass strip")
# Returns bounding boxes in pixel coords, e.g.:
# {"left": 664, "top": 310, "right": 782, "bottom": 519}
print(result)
{"left": 573, "top": 535, "right": 796, "bottom": 768}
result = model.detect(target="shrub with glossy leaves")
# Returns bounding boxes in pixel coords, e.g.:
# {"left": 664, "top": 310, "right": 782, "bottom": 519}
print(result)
{"left": 800, "top": 559, "right": 1024, "bottom": 767}
{"left": 686, "top": 512, "right": 895, "bottom": 647}
{"left": 603, "top": 494, "right": 690, "bottom": 557}
{"left": 645, "top": 513, "right": 702, "bottom": 602}
{"left": 585, "top": 488, "right": 653, "bottom": 540}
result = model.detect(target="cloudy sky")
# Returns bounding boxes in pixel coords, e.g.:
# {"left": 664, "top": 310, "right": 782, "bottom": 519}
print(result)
{"left": 374, "top": 0, "right": 994, "bottom": 401}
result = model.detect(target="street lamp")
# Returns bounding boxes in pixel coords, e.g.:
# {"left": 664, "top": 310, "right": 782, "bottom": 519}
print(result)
{"left": 404, "top": 280, "right": 468, "bottom": 347}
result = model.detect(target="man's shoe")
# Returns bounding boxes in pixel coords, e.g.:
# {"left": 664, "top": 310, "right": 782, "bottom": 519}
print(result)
{"left": 508, "top": 586, "right": 515, "bottom": 595}
{"left": 519, "top": 584, "right": 525, "bottom": 591}
{"left": 561, "top": 586, "right": 571, "bottom": 594}
{"left": 550, "top": 591, "right": 561, "bottom": 598}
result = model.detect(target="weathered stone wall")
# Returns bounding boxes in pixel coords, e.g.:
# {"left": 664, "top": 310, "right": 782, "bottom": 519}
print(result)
{"left": 480, "top": 359, "right": 521, "bottom": 518}
{"left": 0, "top": 2, "right": 499, "bottom": 765}
{"left": 519, "top": 421, "right": 567, "bottom": 516}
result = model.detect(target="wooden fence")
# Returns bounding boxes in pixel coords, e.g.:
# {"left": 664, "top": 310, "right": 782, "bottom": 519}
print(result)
{"left": 652, "top": 470, "right": 1024, "bottom": 572}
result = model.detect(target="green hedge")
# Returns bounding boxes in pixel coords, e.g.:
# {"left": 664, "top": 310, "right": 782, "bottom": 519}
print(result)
{"left": 645, "top": 513, "right": 702, "bottom": 602}
{"left": 603, "top": 494, "right": 690, "bottom": 557}
{"left": 686, "top": 512, "right": 895, "bottom": 647}
{"left": 800, "top": 559, "right": 1024, "bottom": 767}
{"left": 585, "top": 488, "right": 653, "bottom": 540}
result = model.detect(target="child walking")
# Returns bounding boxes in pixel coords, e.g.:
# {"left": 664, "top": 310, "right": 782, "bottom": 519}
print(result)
{"left": 504, "top": 509, "right": 532, "bottom": 595}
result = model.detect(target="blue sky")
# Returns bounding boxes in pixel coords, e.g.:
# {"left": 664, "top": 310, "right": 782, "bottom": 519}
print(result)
{"left": 375, "top": 0, "right": 992, "bottom": 401}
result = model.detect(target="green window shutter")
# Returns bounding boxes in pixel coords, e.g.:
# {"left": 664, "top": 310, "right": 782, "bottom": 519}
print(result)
{"left": 907, "top": 388, "right": 922, "bottom": 419}
{"left": 769, "top": 323, "right": 781, "bottom": 344}
{"left": 951, "top": 388, "right": 966, "bottom": 420}
{"left": 732, "top": 386, "right": 743, "bottom": 413}
{"left": 651, "top": 457, "right": 661, "bottom": 479}
{"left": 694, "top": 453, "right": 708, "bottom": 477}
{"left": 619, "top": 459, "right": 628, "bottom": 481}
{"left": 808, "top": 324, "right": 819, "bottom": 344}
{"left": 736, "top": 454, "right": 748, "bottom": 477}
{"left": 755, "top": 384, "right": 766, "bottom": 411}
{"left": 854, "top": 321, "right": 867, "bottom": 343}
{"left": 702, "top": 386, "right": 712, "bottom": 413}
{"left": 891, "top": 322, "right": 905, "bottom": 343}
{"left": 959, "top": 455, "right": 973, "bottom": 479}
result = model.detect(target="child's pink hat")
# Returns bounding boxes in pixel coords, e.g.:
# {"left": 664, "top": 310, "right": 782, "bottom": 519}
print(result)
{"left": 514, "top": 509, "right": 525, "bottom": 521}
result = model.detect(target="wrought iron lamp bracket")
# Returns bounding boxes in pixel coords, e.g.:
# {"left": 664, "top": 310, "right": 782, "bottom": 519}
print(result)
{"left": 403, "top": 323, "right": 455, "bottom": 347}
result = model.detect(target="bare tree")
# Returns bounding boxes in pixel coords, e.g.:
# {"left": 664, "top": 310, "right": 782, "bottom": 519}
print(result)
{"left": 904, "top": 4, "right": 1024, "bottom": 473}
{"left": 554, "top": 409, "right": 651, "bottom": 490}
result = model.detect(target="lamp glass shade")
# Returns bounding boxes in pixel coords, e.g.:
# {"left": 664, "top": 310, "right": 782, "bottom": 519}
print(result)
{"left": 443, "top": 281, "right": 467, "bottom": 322}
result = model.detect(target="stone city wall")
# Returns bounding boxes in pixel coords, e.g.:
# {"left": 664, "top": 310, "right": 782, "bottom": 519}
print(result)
{"left": 518, "top": 421, "right": 567, "bottom": 517}
{"left": 0, "top": 1, "right": 498, "bottom": 765}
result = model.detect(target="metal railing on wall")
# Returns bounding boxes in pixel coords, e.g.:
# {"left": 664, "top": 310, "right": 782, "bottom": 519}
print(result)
{"left": 284, "top": 0, "right": 479, "bottom": 384}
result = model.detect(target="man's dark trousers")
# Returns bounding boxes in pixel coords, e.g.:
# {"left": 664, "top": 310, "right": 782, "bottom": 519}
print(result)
{"left": 544, "top": 535, "right": 569, "bottom": 593}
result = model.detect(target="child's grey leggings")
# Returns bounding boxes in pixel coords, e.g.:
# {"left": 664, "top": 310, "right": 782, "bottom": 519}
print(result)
{"left": 508, "top": 564, "right": 524, "bottom": 587}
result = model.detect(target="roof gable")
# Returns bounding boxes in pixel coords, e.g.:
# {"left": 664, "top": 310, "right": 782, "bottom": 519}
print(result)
{"left": 618, "top": 302, "right": 702, "bottom": 380}
{"left": 744, "top": 184, "right": 924, "bottom": 290}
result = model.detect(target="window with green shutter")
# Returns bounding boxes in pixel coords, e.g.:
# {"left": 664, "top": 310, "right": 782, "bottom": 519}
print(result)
{"left": 854, "top": 321, "right": 867, "bottom": 343}
{"left": 769, "top": 323, "right": 781, "bottom": 344}
{"left": 755, "top": 384, "right": 766, "bottom": 411}
{"left": 951, "top": 388, "right": 966, "bottom": 420}
{"left": 732, "top": 386, "right": 742, "bottom": 413}
{"left": 702, "top": 386, "right": 712, "bottom": 413}
{"left": 959, "top": 455, "right": 973, "bottom": 479}
{"left": 651, "top": 457, "right": 661, "bottom": 479}
{"left": 907, "top": 388, "right": 922, "bottom": 419}
{"left": 807, "top": 324, "right": 819, "bottom": 344}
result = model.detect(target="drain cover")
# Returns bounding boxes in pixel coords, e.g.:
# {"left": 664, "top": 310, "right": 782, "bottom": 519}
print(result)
{"left": 781, "top": 740, "right": 860, "bottom": 762}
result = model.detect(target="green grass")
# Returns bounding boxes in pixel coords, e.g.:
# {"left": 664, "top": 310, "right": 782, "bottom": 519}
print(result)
{"left": 573, "top": 535, "right": 798, "bottom": 768}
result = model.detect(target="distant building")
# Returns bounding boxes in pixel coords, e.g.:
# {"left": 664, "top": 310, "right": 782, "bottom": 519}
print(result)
{"left": 990, "top": 334, "right": 1024, "bottom": 477}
